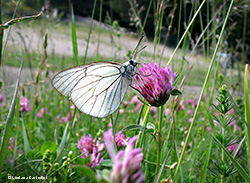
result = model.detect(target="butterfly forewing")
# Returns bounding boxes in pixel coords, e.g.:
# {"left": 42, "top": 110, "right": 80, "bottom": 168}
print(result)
{"left": 52, "top": 62, "right": 131, "bottom": 118}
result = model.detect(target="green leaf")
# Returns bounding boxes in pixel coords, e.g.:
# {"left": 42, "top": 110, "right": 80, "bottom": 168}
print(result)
{"left": 202, "top": 102, "right": 217, "bottom": 136}
{"left": 21, "top": 118, "right": 31, "bottom": 155}
{"left": 145, "top": 122, "right": 155, "bottom": 133}
{"left": 212, "top": 136, "right": 250, "bottom": 182}
{"left": 73, "top": 165, "right": 100, "bottom": 183}
{"left": 170, "top": 89, "right": 182, "bottom": 96}
{"left": 58, "top": 122, "right": 69, "bottom": 155}
{"left": 0, "top": 62, "right": 22, "bottom": 172}
{"left": 41, "top": 142, "right": 58, "bottom": 155}
{"left": 122, "top": 124, "right": 143, "bottom": 131}
{"left": 100, "top": 159, "right": 113, "bottom": 167}
{"left": 0, "top": 81, "right": 2, "bottom": 89}
{"left": 70, "top": 4, "right": 79, "bottom": 66}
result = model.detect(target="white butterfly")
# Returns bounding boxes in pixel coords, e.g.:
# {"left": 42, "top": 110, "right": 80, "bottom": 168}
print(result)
{"left": 52, "top": 59, "right": 137, "bottom": 118}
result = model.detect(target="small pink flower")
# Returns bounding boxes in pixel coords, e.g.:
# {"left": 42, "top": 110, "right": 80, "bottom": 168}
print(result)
{"left": 177, "top": 99, "right": 185, "bottom": 111}
{"left": 165, "top": 108, "right": 171, "bottom": 116}
{"left": 1, "top": 137, "right": 14, "bottom": 151}
{"left": 188, "top": 118, "right": 193, "bottom": 123}
{"left": 77, "top": 134, "right": 104, "bottom": 168}
{"left": 207, "top": 127, "right": 212, "bottom": 132}
{"left": 8, "top": 137, "right": 14, "bottom": 151}
{"left": 0, "top": 94, "right": 6, "bottom": 107}
{"left": 134, "top": 63, "right": 176, "bottom": 107}
{"left": 187, "top": 109, "right": 193, "bottom": 115}
{"left": 19, "top": 96, "right": 31, "bottom": 113}
{"left": 37, "top": 108, "right": 49, "bottom": 118}
{"left": 119, "top": 109, "right": 125, "bottom": 114}
{"left": 227, "top": 141, "right": 242, "bottom": 155}
{"left": 235, "top": 125, "right": 240, "bottom": 131}
{"left": 130, "top": 95, "right": 143, "bottom": 113}
{"left": 130, "top": 96, "right": 141, "bottom": 104}
{"left": 228, "top": 108, "right": 234, "bottom": 114}
{"left": 150, "top": 106, "right": 157, "bottom": 114}
{"left": 186, "top": 99, "right": 194, "bottom": 105}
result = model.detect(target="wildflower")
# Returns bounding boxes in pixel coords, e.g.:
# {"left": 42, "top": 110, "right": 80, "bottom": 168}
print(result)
{"left": 37, "top": 108, "right": 49, "bottom": 118}
{"left": 186, "top": 99, "right": 194, "bottom": 105}
{"left": 227, "top": 140, "right": 242, "bottom": 155}
{"left": 188, "top": 118, "right": 193, "bottom": 123}
{"left": 104, "top": 129, "right": 145, "bottom": 183}
{"left": 177, "top": 99, "right": 185, "bottom": 111}
{"left": 77, "top": 134, "right": 104, "bottom": 167}
{"left": 58, "top": 105, "right": 75, "bottom": 123}
{"left": 115, "top": 131, "right": 130, "bottom": 149}
{"left": 165, "top": 108, "right": 171, "bottom": 116}
{"left": 0, "top": 94, "right": 5, "bottom": 107}
{"left": 206, "top": 127, "right": 212, "bottom": 132}
{"left": 119, "top": 109, "right": 125, "bottom": 114}
{"left": 187, "top": 109, "right": 193, "bottom": 115}
{"left": 19, "top": 96, "right": 31, "bottom": 113}
{"left": 1, "top": 137, "right": 14, "bottom": 151}
{"left": 130, "top": 95, "right": 143, "bottom": 113}
{"left": 134, "top": 63, "right": 176, "bottom": 107}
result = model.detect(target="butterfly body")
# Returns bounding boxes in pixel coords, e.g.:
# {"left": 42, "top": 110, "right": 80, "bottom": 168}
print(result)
{"left": 52, "top": 59, "right": 137, "bottom": 118}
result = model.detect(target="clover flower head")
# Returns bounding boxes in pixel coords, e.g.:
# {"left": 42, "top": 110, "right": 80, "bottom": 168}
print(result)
{"left": 134, "top": 63, "right": 176, "bottom": 106}
{"left": 115, "top": 131, "right": 130, "bottom": 149}
{"left": 104, "top": 129, "right": 145, "bottom": 183}
{"left": 19, "top": 96, "right": 31, "bottom": 113}
{"left": 77, "top": 134, "right": 104, "bottom": 167}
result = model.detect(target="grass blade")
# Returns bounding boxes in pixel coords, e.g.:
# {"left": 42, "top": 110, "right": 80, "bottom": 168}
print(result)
{"left": 0, "top": 61, "right": 23, "bottom": 172}
{"left": 58, "top": 122, "right": 69, "bottom": 155}
{"left": 21, "top": 118, "right": 31, "bottom": 155}
{"left": 70, "top": 4, "right": 79, "bottom": 66}
{"left": 200, "top": 141, "right": 212, "bottom": 183}
{"left": 244, "top": 64, "right": 250, "bottom": 173}
{"left": 154, "top": 145, "right": 173, "bottom": 183}
{"left": 83, "top": 0, "right": 97, "bottom": 64}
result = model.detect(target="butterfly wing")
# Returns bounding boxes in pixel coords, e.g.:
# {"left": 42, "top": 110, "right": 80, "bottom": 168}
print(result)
{"left": 52, "top": 62, "right": 130, "bottom": 118}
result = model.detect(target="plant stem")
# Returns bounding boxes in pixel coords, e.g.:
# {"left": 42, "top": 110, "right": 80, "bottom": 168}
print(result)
{"left": 135, "top": 104, "right": 151, "bottom": 148}
{"left": 244, "top": 64, "right": 250, "bottom": 174}
{"left": 154, "top": 105, "right": 164, "bottom": 180}
{"left": 83, "top": 0, "right": 97, "bottom": 64}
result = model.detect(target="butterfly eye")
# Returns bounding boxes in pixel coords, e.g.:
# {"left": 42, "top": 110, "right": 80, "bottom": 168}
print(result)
{"left": 129, "top": 59, "right": 137, "bottom": 66}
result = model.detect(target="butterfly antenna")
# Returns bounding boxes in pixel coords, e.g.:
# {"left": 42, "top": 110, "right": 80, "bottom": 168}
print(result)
{"left": 131, "top": 34, "right": 145, "bottom": 59}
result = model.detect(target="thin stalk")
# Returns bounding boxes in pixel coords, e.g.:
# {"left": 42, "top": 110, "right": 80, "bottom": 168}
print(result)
{"left": 244, "top": 64, "right": 250, "bottom": 174}
{"left": 154, "top": 105, "right": 164, "bottom": 180}
{"left": 70, "top": 3, "right": 79, "bottom": 66}
{"left": 0, "top": 0, "right": 3, "bottom": 65}
{"left": 83, "top": 0, "right": 97, "bottom": 64}
{"left": 135, "top": 104, "right": 151, "bottom": 148}
{"left": 173, "top": 0, "right": 234, "bottom": 177}
{"left": 167, "top": 0, "right": 206, "bottom": 65}
{"left": 96, "top": 0, "right": 103, "bottom": 61}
